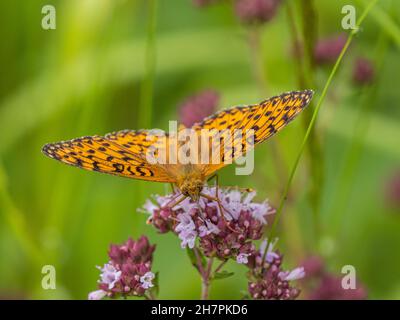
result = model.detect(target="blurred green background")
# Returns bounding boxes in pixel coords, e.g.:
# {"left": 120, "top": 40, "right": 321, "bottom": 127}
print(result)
{"left": 0, "top": 0, "right": 399, "bottom": 299}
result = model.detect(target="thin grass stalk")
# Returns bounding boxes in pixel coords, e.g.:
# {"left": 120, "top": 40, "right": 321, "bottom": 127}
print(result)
{"left": 262, "top": 0, "right": 379, "bottom": 260}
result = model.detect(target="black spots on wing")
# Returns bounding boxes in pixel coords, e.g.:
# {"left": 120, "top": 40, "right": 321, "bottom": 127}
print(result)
{"left": 84, "top": 139, "right": 93, "bottom": 145}
{"left": 136, "top": 166, "right": 154, "bottom": 177}
{"left": 92, "top": 162, "right": 100, "bottom": 171}
{"left": 75, "top": 158, "right": 83, "bottom": 167}
{"left": 113, "top": 163, "right": 124, "bottom": 173}
{"left": 265, "top": 111, "right": 272, "bottom": 116}
{"left": 281, "top": 113, "right": 289, "bottom": 123}
{"left": 247, "top": 112, "right": 255, "bottom": 119}
{"left": 268, "top": 124, "right": 277, "bottom": 134}
{"left": 106, "top": 156, "right": 114, "bottom": 161}
{"left": 253, "top": 114, "right": 261, "bottom": 120}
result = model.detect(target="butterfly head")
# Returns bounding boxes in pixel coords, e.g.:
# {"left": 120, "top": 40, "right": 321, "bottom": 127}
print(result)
{"left": 176, "top": 172, "right": 204, "bottom": 202}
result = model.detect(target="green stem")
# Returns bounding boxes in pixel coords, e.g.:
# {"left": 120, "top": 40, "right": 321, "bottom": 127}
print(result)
{"left": 264, "top": 0, "right": 379, "bottom": 253}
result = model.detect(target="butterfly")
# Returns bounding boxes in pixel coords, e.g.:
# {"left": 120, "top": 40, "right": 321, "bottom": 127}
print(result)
{"left": 42, "top": 90, "right": 313, "bottom": 206}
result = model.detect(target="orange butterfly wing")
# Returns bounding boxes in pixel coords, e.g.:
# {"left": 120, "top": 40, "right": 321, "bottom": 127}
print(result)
{"left": 42, "top": 130, "right": 175, "bottom": 182}
{"left": 191, "top": 90, "right": 314, "bottom": 176}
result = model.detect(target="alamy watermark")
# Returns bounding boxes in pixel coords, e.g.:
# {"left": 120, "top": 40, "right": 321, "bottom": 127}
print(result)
{"left": 144, "top": 121, "right": 255, "bottom": 175}
{"left": 341, "top": 5, "right": 357, "bottom": 31}
{"left": 41, "top": 265, "right": 56, "bottom": 290}
{"left": 41, "top": 5, "right": 56, "bottom": 30}
{"left": 341, "top": 265, "right": 357, "bottom": 290}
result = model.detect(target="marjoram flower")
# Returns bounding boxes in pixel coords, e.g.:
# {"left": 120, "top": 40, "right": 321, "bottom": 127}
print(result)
{"left": 314, "top": 34, "right": 347, "bottom": 65}
{"left": 301, "top": 255, "right": 367, "bottom": 300}
{"left": 88, "top": 236, "right": 156, "bottom": 300}
{"left": 178, "top": 89, "right": 219, "bottom": 127}
{"left": 247, "top": 239, "right": 305, "bottom": 300}
{"left": 353, "top": 57, "right": 374, "bottom": 85}
{"left": 141, "top": 187, "right": 274, "bottom": 261}
{"left": 235, "top": 0, "right": 281, "bottom": 25}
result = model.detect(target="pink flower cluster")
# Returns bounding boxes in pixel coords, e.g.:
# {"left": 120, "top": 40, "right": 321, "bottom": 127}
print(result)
{"left": 247, "top": 240, "right": 305, "bottom": 300}
{"left": 88, "top": 236, "right": 156, "bottom": 300}
{"left": 142, "top": 187, "right": 274, "bottom": 262}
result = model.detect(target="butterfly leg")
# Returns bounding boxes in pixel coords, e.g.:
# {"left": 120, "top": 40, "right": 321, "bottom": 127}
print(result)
{"left": 170, "top": 183, "right": 178, "bottom": 193}
{"left": 167, "top": 194, "right": 187, "bottom": 209}
{"left": 208, "top": 174, "right": 253, "bottom": 194}
{"left": 206, "top": 173, "right": 219, "bottom": 198}
{"left": 200, "top": 192, "right": 238, "bottom": 233}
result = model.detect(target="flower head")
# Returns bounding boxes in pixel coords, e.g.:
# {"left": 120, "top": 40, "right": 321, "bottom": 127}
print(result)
{"left": 140, "top": 272, "right": 155, "bottom": 289}
{"left": 302, "top": 255, "right": 368, "bottom": 300}
{"left": 308, "top": 274, "right": 367, "bottom": 300}
{"left": 314, "top": 34, "right": 347, "bottom": 65}
{"left": 178, "top": 90, "right": 219, "bottom": 127}
{"left": 247, "top": 241, "right": 304, "bottom": 300}
{"left": 97, "top": 263, "right": 121, "bottom": 290}
{"left": 235, "top": 0, "right": 281, "bottom": 24}
{"left": 353, "top": 57, "right": 374, "bottom": 85}
{"left": 141, "top": 187, "right": 274, "bottom": 261}
{"left": 88, "top": 236, "right": 156, "bottom": 300}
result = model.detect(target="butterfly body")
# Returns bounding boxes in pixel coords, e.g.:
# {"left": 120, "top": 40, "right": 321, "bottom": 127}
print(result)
{"left": 175, "top": 166, "right": 205, "bottom": 201}
{"left": 42, "top": 90, "right": 314, "bottom": 200}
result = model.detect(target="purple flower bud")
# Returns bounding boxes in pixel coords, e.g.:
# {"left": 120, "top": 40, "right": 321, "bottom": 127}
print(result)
{"left": 235, "top": 0, "right": 281, "bottom": 25}
{"left": 353, "top": 57, "right": 374, "bottom": 85}
{"left": 178, "top": 90, "right": 219, "bottom": 127}
{"left": 314, "top": 34, "right": 347, "bottom": 65}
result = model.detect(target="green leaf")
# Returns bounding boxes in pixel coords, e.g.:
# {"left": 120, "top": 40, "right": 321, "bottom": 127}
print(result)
{"left": 212, "top": 271, "right": 234, "bottom": 281}
{"left": 186, "top": 248, "right": 206, "bottom": 273}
